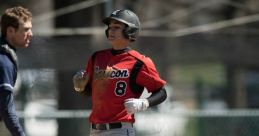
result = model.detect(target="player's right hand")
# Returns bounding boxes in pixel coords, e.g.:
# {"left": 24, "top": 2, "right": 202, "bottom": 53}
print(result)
{"left": 73, "top": 70, "right": 89, "bottom": 92}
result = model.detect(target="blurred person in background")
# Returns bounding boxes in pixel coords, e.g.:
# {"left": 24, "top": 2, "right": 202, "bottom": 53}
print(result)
{"left": 73, "top": 9, "right": 167, "bottom": 136}
{"left": 0, "top": 6, "right": 33, "bottom": 136}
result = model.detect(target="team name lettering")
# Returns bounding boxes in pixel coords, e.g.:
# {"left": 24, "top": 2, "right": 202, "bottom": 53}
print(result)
{"left": 94, "top": 67, "right": 129, "bottom": 80}
{"left": 110, "top": 69, "right": 129, "bottom": 78}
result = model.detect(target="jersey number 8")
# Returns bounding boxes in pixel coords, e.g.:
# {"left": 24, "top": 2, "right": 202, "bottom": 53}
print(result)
{"left": 114, "top": 81, "right": 127, "bottom": 96}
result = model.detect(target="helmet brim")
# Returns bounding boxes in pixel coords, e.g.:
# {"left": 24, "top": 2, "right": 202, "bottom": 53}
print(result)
{"left": 103, "top": 17, "right": 136, "bottom": 28}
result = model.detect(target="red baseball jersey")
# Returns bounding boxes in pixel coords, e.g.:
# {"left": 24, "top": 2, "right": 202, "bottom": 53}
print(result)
{"left": 85, "top": 48, "right": 166, "bottom": 123}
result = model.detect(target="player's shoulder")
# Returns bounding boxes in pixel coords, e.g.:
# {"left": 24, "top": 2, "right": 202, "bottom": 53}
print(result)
{"left": 128, "top": 50, "right": 154, "bottom": 66}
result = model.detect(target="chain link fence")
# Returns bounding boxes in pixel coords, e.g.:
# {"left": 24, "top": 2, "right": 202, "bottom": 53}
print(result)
{"left": 183, "top": 110, "right": 259, "bottom": 136}
{"left": 13, "top": 109, "right": 259, "bottom": 136}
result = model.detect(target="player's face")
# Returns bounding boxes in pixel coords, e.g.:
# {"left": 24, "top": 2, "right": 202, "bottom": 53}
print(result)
{"left": 107, "top": 20, "right": 130, "bottom": 48}
{"left": 7, "top": 21, "right": 33, "bottom": 48}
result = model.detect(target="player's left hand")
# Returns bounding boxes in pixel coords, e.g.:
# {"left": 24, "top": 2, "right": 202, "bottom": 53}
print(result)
{"left": 124, "top": 98, "right": 149, "bottom": 114}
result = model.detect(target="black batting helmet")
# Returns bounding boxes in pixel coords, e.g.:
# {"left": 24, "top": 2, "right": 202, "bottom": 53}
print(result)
{"left": 103, "top": 9, "right": 140, "bottom": 42}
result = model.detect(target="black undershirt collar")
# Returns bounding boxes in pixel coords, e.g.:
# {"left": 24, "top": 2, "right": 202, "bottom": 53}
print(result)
{"left": 111, "top": 47, "right": 131, "bottom": 55}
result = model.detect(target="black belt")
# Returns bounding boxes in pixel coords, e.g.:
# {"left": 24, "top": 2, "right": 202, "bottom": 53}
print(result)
{"left": 92, "top": 122, "right": 122, "bottom": 130}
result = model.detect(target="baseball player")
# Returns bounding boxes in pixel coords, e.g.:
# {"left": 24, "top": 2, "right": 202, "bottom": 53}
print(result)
{"left": 73, "top": 9, "right": 167, "bottom": 136}
{"left": 0, "top": 6, "right": 33, "bottom": 136}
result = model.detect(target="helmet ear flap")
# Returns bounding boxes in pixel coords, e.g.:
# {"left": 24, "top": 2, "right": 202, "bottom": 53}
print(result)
{"left": 124, "top": 27, "right": 138, "bottom": 41}
{"left": 123, "top": 27, "right": 130, "bottom": 39}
